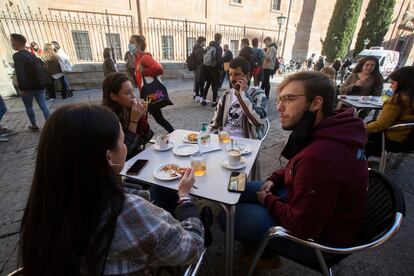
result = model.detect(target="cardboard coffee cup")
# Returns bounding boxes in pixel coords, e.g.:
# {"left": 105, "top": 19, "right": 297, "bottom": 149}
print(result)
{"left": 227, "top": 149, "right": 241, "bottom": 166}
{"left": 155, "top": 134, "right": 169, "bottom": 149}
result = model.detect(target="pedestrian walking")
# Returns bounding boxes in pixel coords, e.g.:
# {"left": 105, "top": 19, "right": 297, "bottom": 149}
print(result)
{"left": 124, "top": 50, "right": 137, "bottom": 87}
{"left": 261, "top": 37, "right": 277, "bottom": 98}
{"left": 11, "top": 34, "right": 50, "bottom": 131}
{"left": 252, "top": 38, "right": 265, "bottom": 87}
{"left": 222, "top": 44, "right": 233, "bottom": 89}
{"left": 0, "top": 95, "right": 17, "bottom": 142}
{"left": 201, "top": 33, "right": 223, "bottom": 107}
{"left": 51, "top": 41, "right": 73, "bottom": 97}
{"left": 190, "top": 36, "right": 206, "bottom": 102}
{"left": 42, "top": 43, "right": 69, "bottom": 99}
{"left": 129, "top": 35, "right": 174, "bottom": 133}
{"left": 103, "top": 47, "right": 117, "bottom": 77}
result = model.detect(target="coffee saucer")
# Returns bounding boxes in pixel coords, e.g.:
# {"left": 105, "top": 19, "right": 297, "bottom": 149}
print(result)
{"left": 222, "top": 157, "right": 247, "bottom": 170}
{"left": 153, "top": 142, "right": 174, "bottom": 151}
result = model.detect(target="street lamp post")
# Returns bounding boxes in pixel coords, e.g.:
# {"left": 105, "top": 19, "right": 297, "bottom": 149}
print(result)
{"left": 364, "top": 38, "right": 370, "bottom": 49}
{"left": 277, "top": 15, "right": 286, "bottom": 56}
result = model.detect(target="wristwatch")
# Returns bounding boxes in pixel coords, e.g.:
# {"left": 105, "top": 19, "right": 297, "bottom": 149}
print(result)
{"left": 177, "top": 195, "right": 192, "bottom": 204}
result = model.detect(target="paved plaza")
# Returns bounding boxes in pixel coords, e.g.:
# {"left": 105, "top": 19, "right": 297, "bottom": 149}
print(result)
{"left": 0, "top": 78, "right": 413, "bottom": 275}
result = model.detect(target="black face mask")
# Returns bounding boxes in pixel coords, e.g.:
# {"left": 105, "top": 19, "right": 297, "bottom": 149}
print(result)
{"left": 281, "top": 110, "right": 317, "bottom": 160}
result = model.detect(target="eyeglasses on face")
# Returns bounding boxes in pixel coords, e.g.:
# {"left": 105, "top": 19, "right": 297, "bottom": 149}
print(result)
{"left": 277, "top": 94, "right": 307, "bottom": 105}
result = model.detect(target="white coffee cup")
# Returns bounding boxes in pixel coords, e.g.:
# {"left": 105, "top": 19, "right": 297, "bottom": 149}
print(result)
{"left": 227, "top": 149, "right": 241, "bottom": 166}
{"left": 155, "top": 134, "right": 169, "bottom": 149}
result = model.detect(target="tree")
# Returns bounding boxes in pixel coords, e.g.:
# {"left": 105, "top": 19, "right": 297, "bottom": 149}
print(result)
{"left": 322, "top": 0, "right": 363, "bottom": 61}
{"left": 354, "top": 0, "right": 396, "bottom": 57}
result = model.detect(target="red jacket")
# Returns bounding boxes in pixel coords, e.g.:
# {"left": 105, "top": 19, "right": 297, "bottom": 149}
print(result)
{"left": 265, "top": 108, "right": 368, "bottom": 247}
{"left": 135, "top": 52, "right": 164, "bottom": 90}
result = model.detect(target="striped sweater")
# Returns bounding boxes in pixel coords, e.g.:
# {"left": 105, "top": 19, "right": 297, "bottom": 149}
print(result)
{"left": 209, "top": 87, "right": 268, "bottom": 139}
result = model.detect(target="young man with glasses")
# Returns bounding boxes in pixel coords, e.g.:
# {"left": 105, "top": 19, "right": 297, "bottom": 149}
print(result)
{"left": 223, "top": 71, "right": 368, "bottom": 266}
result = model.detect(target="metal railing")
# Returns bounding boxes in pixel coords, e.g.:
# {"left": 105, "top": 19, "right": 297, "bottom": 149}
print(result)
{"left": 0, "top": 4, "right": 279, "bottom": 63}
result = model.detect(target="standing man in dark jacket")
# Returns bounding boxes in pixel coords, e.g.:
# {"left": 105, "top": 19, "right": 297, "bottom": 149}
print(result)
{"left": 238, "top": 38, "right": 255, "bottom": 75}
{"left": 202, "top": 33, "right": 223, "bottom": 107}
{"left": 11, "top": 34, "right": 50, "bottom": 131}
{"left": 225, "top": 71, "right": 368, "bottom": 264}
{"left": 192, "top": 36, "right": 206, "bottom": 103}
{"left": 222, "top": 44, "right": 233, "bottom": 89}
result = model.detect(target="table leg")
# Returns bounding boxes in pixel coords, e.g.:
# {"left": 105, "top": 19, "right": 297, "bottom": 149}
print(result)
{"left": 219, "top": 203, "right": 235, "bottom": 276}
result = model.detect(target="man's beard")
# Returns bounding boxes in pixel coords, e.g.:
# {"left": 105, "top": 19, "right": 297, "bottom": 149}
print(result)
{"left": 280, "top": 110, "right": 316, "bottom": 160}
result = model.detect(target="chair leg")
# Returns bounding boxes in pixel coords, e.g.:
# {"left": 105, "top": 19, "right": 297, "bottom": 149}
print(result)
{"left": 246, "top": 236, "right": 270, "bottom": 276}
{"left": 314, "top": 249, "right": 331, "bottom": 276}
{"left": 379, "top": 151, "right": 387, "bottom": 173}
{"left": 251, "top": 161, "right": 257, "bottom": 181}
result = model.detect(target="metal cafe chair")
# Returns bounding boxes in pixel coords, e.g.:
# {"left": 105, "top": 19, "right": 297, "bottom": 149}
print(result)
{"left": 247, "top": 169, "right": 405, "bottom": 276}
{"left": 251, "top": 118, "right": 271, "bottom": 181}
{"left": 184, "top": 248, "right": 207, "bottom": 276}
{"left": 379, "top": 122, "right": 414, "bottom": 173}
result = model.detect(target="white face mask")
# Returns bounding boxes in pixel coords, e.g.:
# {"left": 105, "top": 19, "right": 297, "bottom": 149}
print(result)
{"left": 128, "top": 43, "right": 137, "bottom": 55}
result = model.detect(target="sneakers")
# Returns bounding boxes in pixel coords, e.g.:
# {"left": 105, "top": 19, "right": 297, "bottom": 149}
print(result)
{"left": 201, "top": 100, "right": 207, "bottom": 106}
{"left": 28, "top": 125, "right": 40, "bottom": 132}
{"left": 211, "top": 101, "right": 217, "bottom": 107}
{"left": 195, "top": 96, "right": 203, "bottom": 103}
{"left": 0, "top": 128, "right": 17, "bottom": 137}
{"left": 0, "top": 136, "right": 8, "bottom": 142}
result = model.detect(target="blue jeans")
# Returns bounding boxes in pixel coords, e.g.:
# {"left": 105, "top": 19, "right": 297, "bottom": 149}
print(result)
{"left": 21, "top": 89, "right": 50, "bottom": 126}
{"left": 0, "top": 95, "right": 7, "bottom": 125}
{"left": 219, "top": 181, "right": 322, "bottom": 263}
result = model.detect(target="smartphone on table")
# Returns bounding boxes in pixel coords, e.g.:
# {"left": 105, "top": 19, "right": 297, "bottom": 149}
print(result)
{"left": 227, "top": 172, "right": 247, "bottom": 193}
{"left": 126, "top": 159, "right": 148, "bottom": 176}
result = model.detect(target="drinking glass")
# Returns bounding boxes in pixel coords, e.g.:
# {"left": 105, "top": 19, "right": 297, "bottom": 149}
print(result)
{"left": 191, "top": 152, "right": 207, "bottom": 176}
{"left": 219, "top": 127, "right": 231, "bottom": 144}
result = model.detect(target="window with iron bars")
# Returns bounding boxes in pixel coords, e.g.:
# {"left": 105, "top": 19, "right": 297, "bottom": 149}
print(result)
{"left": 230, "top": 40, "right": 239, "bottom": 56}
{"left": 272, "top": 0, "right": 281, "bottom": 11}
{"left": 72, "top": 31, "right": 92, "bottom": 61}
{"left": 187, "top": 37, "right": 196, "bottom": 57}
{"left": 105, "top": 33, "right": 122, "bottom": 60}
{"left": 162, "top": 36, "right": 174, "bottom": 60}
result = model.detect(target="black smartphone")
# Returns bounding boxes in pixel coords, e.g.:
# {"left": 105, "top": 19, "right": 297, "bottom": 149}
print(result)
{"left": 227, "top": 172, "right": 247, "bottom": 193}
{"left": 126, "top": 159, "right": 148, "bottom": 175}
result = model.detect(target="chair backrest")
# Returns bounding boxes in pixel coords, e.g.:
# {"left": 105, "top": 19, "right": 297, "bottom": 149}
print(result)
{"left": 261, "top": 118, "right": 271, "bottom": 142}
{"left": 399, "top": 124, "right": 414, "bottom": 152}
{"left": 359, "top": 170, "right": 405, "bottom": 243}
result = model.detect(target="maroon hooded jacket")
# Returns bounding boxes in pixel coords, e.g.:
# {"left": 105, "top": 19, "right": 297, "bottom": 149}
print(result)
{"left": 264, "top": 108, "right": 368, "bottom": 247}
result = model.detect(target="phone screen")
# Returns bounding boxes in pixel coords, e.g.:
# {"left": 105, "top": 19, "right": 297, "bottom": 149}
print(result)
{"left": 126, "top": 159, "right": 148, "bottom": 175}
{"left": 228, "top": 172, "right": 247, "bottom": 192}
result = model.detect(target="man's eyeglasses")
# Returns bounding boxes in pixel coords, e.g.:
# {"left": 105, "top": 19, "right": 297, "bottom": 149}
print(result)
{"left": 277, "top": 94, "right": 307, "bottom": 105}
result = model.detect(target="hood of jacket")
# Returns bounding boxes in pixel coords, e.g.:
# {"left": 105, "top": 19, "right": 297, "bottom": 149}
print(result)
{"left": 311, "top": 108, "right": 367, "bottom": 148}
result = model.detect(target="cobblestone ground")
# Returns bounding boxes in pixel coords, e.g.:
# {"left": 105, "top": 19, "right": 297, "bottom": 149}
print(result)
{"left": 1, "top": 78, "right": 413, "bottom": 275}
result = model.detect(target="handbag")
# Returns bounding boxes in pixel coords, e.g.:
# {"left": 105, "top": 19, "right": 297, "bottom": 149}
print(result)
{"left": 140, "top": 76, "right": 173, "bottom": 111}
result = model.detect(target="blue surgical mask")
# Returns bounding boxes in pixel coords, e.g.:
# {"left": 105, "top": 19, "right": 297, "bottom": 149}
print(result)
{"left": 128, "top": 43, "right": 137, "bottom": 56}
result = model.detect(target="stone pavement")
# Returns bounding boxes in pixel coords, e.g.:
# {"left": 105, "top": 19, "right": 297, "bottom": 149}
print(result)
{"left": 0, "top": 78, "right": 413, "bottom": 275}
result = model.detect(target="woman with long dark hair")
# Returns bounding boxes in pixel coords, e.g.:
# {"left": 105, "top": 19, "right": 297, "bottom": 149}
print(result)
{"left": 129, "top": 35, "right": 174, "bottom": 133}
{"left": 19, "top": 104, "right": 203, "bottom": 275}
{"left": 339, "top": 56, "right": 383, "bottom": 96}
{"left": 102, "top": 72, "right": 153, "bottom": 160}
{"left": 365, "top": 66, "right": 414, "bottom": 156}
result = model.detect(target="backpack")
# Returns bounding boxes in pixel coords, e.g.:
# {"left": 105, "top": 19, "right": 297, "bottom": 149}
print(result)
{"left": 34, "top": 57, "right": 51, "bottom": 87}
{"left": 203, "top": 46, "right": 217, "bottom": 67}
{"left": 186, "top": 53, "right": 197, "bottom": 71}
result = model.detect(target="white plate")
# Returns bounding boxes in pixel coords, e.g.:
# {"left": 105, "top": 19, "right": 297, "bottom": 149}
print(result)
{"left": 183, "top": 133, "right": 199, "bottom": 144}
{"left": 153, "top": 142, "right": 174, "bottom": 151}
{"left": 153, "top": 163, "right": 183, "bottom": 181}
{"left": 222, "top": 157, "right": 247, "bottom": 170}
{"left": 226, "top": 143, "right": 253, "bottom": 155}
{"left": 173, "top": 144, "right": 199, "bottom": 156}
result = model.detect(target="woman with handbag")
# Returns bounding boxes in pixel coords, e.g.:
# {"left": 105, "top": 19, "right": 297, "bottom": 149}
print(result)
{"left": 129, "top": 35, "right": 174, "bottom": 133}
{"left": 102, "top": 72, "right": 153, "bottom": 160}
